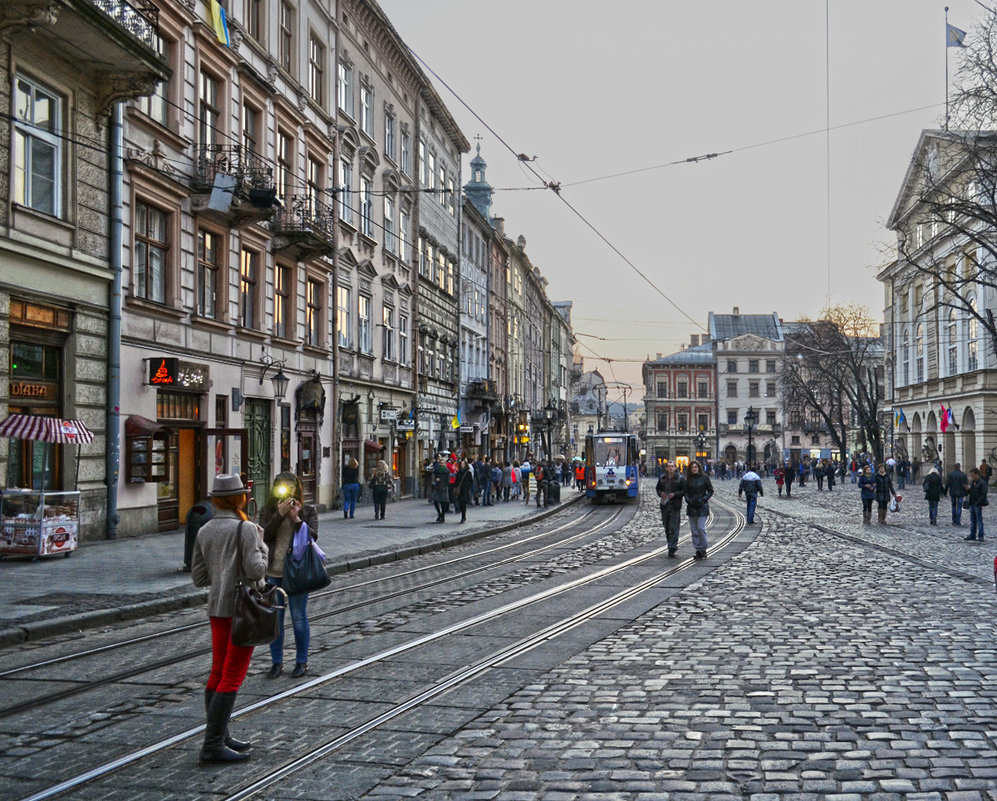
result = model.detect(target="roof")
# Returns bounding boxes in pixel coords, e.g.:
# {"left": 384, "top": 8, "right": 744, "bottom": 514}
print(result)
{"left": 646, "top": 342, "right": 716, "bottom": 367}
{"left": 708, "top": 312, "right": 783, "bottom": 342}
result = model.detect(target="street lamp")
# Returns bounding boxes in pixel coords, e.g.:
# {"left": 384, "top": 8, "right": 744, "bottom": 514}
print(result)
{"left": 744, "top": 406, "right": 757, "bottom": 467}
{"left": 543, "top": 400, "right": 556, "bottom": 460}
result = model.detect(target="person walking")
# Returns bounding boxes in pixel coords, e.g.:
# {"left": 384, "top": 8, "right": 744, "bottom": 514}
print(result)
{"left": 685, "top": 460, "right": 714, "bottom": 559}
{"left": 874, "top": 462, "right": 898, "bottom": 525}
{"left": 511, "top": 460, "right": 522, "bottom": 500}
{"left": 785, "top": 461, "right": 795, "bottom": 497}
{"left": 520, "top": 458, "right": 532, "bottom": 503}
{"left": 455, "top": 458, "right": 474, "bottom": 523}
{"left": 858, "top": 465, "right": 875, "bottom": 525}
{"left": 191, "top": 474, "right": 268, "bottom": 764}
{"left": 368, "top": 459, "right": 392, "bottom": 520}
{"left": 501, "top": 460, "right": 513, "bottom": 502}
{"left": 738, "top": 467, "right": 763, "bottom": 524}
{"left": 922, "top": 466, "right": 943, "bottom": 526}
{"left": 815, "top": 460, "right": 825, "bottom": 491}
{"left": 656, "top": 461, "right": 686, "bottom": 558}
{"left": 980, "top": 459, "right": 993, "bottom": 487}
{"left": 259, "top": 472, "right": 319, "bottom": 680}
{"left": 945, "top": 462, "right": 969, "bottom": 526}
{"left": 431, "top": 454, "right": 451, "bottom": 523}
{"left": 826, "top": 462, "right": 836, "bottom": 491}
{"left": 773, "top": 464, "right": 785, "bottom": 497}
{"left": 341, "top": 456, "right": 360, "bottom": 519}
{"left": 966, "top": 467, "right": 989, "bottom": 542}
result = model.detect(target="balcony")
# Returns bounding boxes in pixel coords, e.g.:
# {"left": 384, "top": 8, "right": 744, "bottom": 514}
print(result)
{"left": 465, "top": 379, "right": 499, "bottom": 407}
{"left": 190, "top": 145, "right": 278, "bottom": 228}
{"left": 1, "top": 0, "right": 171, "bottom": 109}
{"left": 271, "top": 196, "right": 336, "bottom": 262}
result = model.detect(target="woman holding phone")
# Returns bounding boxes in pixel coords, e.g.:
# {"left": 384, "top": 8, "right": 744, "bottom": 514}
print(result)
{"left": 259, "top": 472, "right": 319, "bottom": 679}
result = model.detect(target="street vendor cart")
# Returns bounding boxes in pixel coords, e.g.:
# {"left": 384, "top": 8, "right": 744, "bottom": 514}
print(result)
{"left": 0, "top": 415, "right": 93, "bottom": 559}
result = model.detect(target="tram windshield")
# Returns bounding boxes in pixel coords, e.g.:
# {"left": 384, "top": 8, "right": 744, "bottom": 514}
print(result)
{"left": 592, "top": 436, "right": 627, "bottom": 467}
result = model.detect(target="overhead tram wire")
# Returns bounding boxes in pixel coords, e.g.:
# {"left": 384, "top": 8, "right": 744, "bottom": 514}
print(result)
{"left": 406, "top": 46, "right": 708, "bottom": 336}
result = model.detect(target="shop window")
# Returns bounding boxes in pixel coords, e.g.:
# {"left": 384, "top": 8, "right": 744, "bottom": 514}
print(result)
{"left": 125, "top": 416, "right": 171, "bottom": 483}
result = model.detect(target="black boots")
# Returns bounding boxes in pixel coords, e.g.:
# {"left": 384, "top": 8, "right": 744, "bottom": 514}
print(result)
{"left": 204, "top": 689, "right": 251, "bottom": 751}
{"left": 200, "top": 690, "right": 250, "bottom": 764}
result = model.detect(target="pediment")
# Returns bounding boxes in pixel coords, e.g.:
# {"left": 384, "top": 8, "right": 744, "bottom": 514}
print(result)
{"left": 727, "top": 333, "right": 771, "bottom": 350}
{"left": 380, "top": 272, "right": 402, "bottom": 290}
{"left": 338, "top": 247, "right": 360, "bottom": 269}
{"left": 357, "top": 259, "right": 378, "bottom": 279}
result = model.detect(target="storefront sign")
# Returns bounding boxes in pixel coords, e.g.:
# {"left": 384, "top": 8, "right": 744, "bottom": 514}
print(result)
{"left": 10, "top": 381, "right": 56, "bottom": 400}
{"left": 459, "top": 425, "right": 474, "bottom": 433}
{"left": 149, "top": 358, "right": 179, "bottom": 385}
{"left": 148, "top": 358, "right": 208, "bottom": 391}
{"left": 396, "top": 419, "right": 415, "bottom": 431}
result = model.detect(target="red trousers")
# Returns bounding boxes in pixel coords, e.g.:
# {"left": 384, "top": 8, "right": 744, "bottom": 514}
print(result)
{"left": 207, "top": 616, "right": 255, "bottom": 693}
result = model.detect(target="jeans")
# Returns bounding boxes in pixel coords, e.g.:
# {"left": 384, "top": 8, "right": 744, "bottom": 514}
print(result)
{"left": 342, "top": 482, "right": 360, "bottom": 517}
{"left": 661, "top": 506, "right": 682, "bottom": 549}
{"left": 482, "top": 482, "right": 493, "bottom": 505}
{"left": 744, "top": 494, "right": 757, "bottom": 523}
{"left": 267, "top": 576, "right": 310, "bottom": 665}
{"left": 689, "top": 515, "right": 709, "bottom": 552}
{"left": 928, "top": 499, "right": 938, "bottom": 524}
{"left": 951, "top": 495, "right": 964, "bottom": 524}
{"left": 970, "top": 504, "right": 985, "bottom": 539}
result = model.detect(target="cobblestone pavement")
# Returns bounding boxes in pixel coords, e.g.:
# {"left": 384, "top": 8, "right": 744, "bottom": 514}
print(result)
{"left": 354, "top": 478, "right": 997, "bottom": 799}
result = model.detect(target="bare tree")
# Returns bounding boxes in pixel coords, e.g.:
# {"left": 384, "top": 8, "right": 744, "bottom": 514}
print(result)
{"left": 784, "top": 305, "right": 886, "bottom": 462}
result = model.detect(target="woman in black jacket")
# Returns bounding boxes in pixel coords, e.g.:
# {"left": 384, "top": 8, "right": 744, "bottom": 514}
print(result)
{"left": 922, "top": 467, "right": 943, "bottom": 526}
{"left": 874, "top": 463, "right": 897, "bottom": 525}
{"left": 455, "top": 459, "right": 474, "bottom": 523}
{"left": 966, "top": 467, "right": 989, "bottom": 542}
{"left": 685, "top": 461, "right": 714, "bottom": 559}
{"left": 259, "top": 472, "right": 319, "bottom": 679}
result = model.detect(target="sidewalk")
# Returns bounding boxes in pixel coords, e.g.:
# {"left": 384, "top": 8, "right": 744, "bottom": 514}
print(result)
{"left": 0, "top": 489, "right": 584, "bottom": 647}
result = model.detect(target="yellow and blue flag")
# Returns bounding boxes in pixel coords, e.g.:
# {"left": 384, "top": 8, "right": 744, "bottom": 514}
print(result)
{"left": 451, "top": 409, "right": 462, "bottom": 429}
{"left": 947, "top": 23, "right": 967, "bottom": 48}
{"left": 210, "top": 0, "right": 230, "bottom": 47}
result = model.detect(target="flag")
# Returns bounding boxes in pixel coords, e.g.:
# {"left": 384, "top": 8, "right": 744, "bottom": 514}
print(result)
{"left": 901, "top": 410, "right": 910, "bottom": 432}
{"left": 940, "top": 402, "right": 950, "bottom": 433}
{"left": 947, "top": 405, "right": 960, "bottom": 431}
{"left": 210, "top": 0, "right": 230, "bottom": 47}
{"left": 947, "top": 23, "right": 967, "bottom": 48}
{"left": 451, "top": 409, "right": 462, "bottom": 429}
{"left": 895, "top": 408, "right": 908, "bottom": 431}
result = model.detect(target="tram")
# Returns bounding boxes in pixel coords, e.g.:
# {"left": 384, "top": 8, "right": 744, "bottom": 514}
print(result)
{"left": 583, "top": 430, "right": 640, "bottom": 503}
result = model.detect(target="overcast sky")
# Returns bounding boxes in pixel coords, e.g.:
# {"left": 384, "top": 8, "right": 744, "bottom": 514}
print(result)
{"left": 379, "top": 0, "right": 989, "bottom": 403}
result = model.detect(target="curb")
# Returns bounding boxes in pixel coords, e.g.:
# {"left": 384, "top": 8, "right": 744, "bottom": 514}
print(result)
{"left": 0, "top": 493, "right": 583, "bottom": 648}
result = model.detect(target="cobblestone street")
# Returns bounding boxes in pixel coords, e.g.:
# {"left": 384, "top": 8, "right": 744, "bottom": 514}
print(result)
{"left": 358, "top": 478, "right": 997, "bottom": 799}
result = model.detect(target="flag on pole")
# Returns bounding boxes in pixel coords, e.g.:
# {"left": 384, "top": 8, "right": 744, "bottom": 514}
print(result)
{"left": 947, "top": 23, "right": 967, "bottom": 48}
{"left": 940, "top": 402, "right": 950, "bottom": 433}
{"left": 210, "top": 0, "right": 231, "bottom": 47}
{"left": 947, "top": 405, "right": 960, "bottom": 430}
{"left": 451, "top": 409, "right": 462, "bottom": 429}
{"left": 895, "top": 408, "right": 908, "bottom": 431}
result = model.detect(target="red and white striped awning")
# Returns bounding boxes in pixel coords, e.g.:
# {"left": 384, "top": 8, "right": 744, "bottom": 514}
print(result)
{"left": 0, "top": 414, "right": 95, "bottom": 444}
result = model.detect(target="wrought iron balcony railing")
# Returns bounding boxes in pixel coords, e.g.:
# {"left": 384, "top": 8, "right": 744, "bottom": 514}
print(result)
{"left": 273, "top": 195, "right": 335, "bottom": 238}
{"left": 192, "top": 145, "right": 274, "bottom": 193}
{"left": 86, "top": 0, "right": 160, "bottom": 50}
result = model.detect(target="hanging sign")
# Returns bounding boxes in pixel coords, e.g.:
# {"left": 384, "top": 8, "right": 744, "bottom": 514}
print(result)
{"left": 396, "top": 419, "right": 415, "bottom": 431}
{"left": 149, "top": 358, "right": 179, "bottom": 385}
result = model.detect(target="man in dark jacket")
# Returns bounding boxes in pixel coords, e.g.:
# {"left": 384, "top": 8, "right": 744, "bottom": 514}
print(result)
{"left": 656, "top": 462, "right": 686, "bottom": 558}
{"left": 945, "top": 462, "right": 969, "bottom": 525}
{"left": 966, "top": 467, "right": 989, "bottom": 542}
{"left": 738, "top": 468, "right": 764, "bottom": 524}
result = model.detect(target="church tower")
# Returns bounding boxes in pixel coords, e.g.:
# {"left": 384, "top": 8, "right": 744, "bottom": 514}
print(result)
{"left": 463, "top": 141, "right": 493, "bottom": 221}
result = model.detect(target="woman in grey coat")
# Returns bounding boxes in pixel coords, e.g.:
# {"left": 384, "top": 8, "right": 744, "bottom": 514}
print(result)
{"left": 191, "top": 474, "right": 268, "bottom": 765}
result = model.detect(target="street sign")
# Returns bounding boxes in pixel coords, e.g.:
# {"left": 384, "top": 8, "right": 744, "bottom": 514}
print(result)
{"left": 396, "top": 419, "right": 414, "bottom": 431}
{"left": 380, "top": 408, "right": 398, "bottom": 421}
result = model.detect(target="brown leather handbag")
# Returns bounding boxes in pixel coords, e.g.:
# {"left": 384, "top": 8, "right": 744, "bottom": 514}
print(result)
{"left": 231, "top": 582, "right": 287, "bottom": 647}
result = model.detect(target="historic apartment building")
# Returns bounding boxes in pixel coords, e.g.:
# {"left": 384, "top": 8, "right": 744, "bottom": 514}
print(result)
{"left": 0, "top": 0, "right": 170, "bottom": 540}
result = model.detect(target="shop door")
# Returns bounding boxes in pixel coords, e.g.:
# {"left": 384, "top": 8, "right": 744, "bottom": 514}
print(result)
{"left": 159, "top": 428, "right": 197, "bottom": 531}
{"left": 244, "top": 399, "right": 272, "bottom": 516}
{"left": 297, "top": 425, "right": 317, "bottom": 505}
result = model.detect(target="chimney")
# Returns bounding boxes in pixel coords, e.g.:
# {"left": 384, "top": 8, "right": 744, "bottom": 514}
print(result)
{"left": 732, "top": 306, "right": 740, "bottom": 316}
{"left": 690, "top": 334, "right": 699, "bottom": 347}
{"left": 493, "top": 217, "right": 505, "bottom": 236}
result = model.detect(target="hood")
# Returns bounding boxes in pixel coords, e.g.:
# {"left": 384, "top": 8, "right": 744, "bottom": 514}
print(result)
{"left": 742, "top": 471, "right": 761, "bottom": 481}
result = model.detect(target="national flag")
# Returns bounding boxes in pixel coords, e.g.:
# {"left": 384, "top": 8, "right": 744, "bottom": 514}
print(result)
{"left": 210, "top": 0, "right": 231, "bottom": 47}
{"left": 947, "top": 22, "right": 967, "bottom": 48}
{"left": 940, "top": 402, "right": 950, "bottom": 433}
{"left": 947, "top": 405, "right": 960, "bottom": 431}
{"left": 451, "top": 409, "right": 462, "bottom": 429}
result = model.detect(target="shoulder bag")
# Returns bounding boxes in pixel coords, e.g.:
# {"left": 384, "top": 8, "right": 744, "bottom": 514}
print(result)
{"left": 231, "top": 582, "right": 287, "bottom": 647}
{"left": 283, "top": 538, "right": 332, "bottom": 596}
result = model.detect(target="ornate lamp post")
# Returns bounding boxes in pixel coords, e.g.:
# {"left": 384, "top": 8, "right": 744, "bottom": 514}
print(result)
{"left": 543, "top": 400, "right": 556, "bottom": 460}
{"left": 744, "top": 406, "right": 757, "bottom": 467}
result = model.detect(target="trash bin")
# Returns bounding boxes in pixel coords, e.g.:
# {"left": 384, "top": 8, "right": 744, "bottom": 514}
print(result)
{"left": 547, "top": 479, "right": 560, "bottom": 504}
{"left": 183, "top": 500, "right": 214, "bottom": 572}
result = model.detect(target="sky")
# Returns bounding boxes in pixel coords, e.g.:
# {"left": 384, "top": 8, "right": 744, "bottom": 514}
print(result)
{"left": 378, "top": 0, "right": 990, "bottom": 404}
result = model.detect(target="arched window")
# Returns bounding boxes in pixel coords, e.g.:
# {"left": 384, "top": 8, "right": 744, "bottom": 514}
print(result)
{"left": 948, "top": 309, "right": 958, "bottom": 375}
{"left": 968, "top": 299, "right": 979, "bottom": 371}
{"left": 915, "top": 323, "right": 925, "bottom": 383}
{"left": 902, "top": 328, "right": 910, "bottom": 385}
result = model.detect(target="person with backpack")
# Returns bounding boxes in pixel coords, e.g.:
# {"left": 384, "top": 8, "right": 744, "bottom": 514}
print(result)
{"left": 966, "top": 467, "right": 989, "bottom": 542}
{"left": 738, "top": 467, "right": 763, "bottom": 525}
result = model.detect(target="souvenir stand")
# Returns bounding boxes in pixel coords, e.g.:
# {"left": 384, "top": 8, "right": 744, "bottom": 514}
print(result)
{"left": 0, "top": 415, "right": 93, "bottom": 559}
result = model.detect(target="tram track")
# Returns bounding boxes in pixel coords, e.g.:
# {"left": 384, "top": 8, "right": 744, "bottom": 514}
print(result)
{"left": 0, "top": 504, "right": 626, "bottom": 718}
{"left": 16, "top": 497, "right": 746, "bottom": 801}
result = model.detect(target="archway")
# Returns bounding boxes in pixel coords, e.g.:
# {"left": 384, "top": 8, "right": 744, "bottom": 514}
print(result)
{"left": 724, "top": 443, "right": 737, "bottom": 464}
{"left": 962, "top": 407, "right": 977, "bottom": 471}
{"left": 911, "top": 412, "right": 923, "bottom": 469}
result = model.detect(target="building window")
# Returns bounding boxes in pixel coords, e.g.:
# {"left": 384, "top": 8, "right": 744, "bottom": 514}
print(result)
{"left": 401, "top": 129, "right": 411, "bottom": 175}
{"left": 656, "top": 413, "right": 668, "bottom": 431}
{"left": 656, "top": 381, "right": 668, "bottom": 398}
{"left": 337, "top": 60, "right": 353, "bottom": 116}
{"left": 427, "top": 149, "right": 436, "bottom": 191}
{"left": 134, "top": 201, "right": 168, "bottom": 303}
{"left": 337, "top": 286, "right": 351, "bottom": 348}
{"left": 902, "top": 327, "right": 910, "bottom": 385}
{"left": 697, "top": 413, "right": 709, "bottom": 431}
{"left": 385, "top": 112, "right": 396, "bottom": 161}
{"left": 243, "top": 104, "right": 260, "bottom": 154}
{"left": 358, "top": 295, "right": 372, "bottom": 353}
{"left": 137, "top": 34, "right": 169, "bottom": 125}
{"left": 677, "top": 380, "right": 688, "bottom": 398}
{"left": 277, "top": 130, "right": 293, "bottom": 201}
{"left": 727, "top": 359, "right": 737, "bottom": 373}
{"left": 399, "top": 206, "right": 410, "bottom": 261}
{"left": 339, "top": 158, "right": 353, "bottom": 223}
{"left": 766, "top": 359, "right": 776, "bottom": 373}
{"left": 360, "top": 82, "right": 373, "bottom": 138}
{"left": 196, "top": 229, "right": 220, "bottom": 319}
{"left": 727, "top": 409, "right": 738, "bottom": 425}
{"left": 766, "top": 381, "right": 776, "bottom": 397}
{"left": 399, "top": 314, "right": 409, "bottom": 365}
{"left": 198, "top": 71, "right": 220, "bottom": 147}
{"left": 306, "top": 278, "right": 322, "bottom": 346}
{"left": 278, "top": 1, "right": 293, "bottom": 73}
{"left": 308, "top": 34, "right": 324, "bottom": 105}
{"left": 239, "top": 249, "right": 259, "bottom": 329}
{"left": 438, "top": 163, "right": 446, "bottom": 206}
{"left": 697, "top": 380, "right": 709, "bottom": 399}
{"left": 748, "top": 359, "right": 759, "bottom": 373}
{"left": 382, "top": 306, "right": 395, "bottom": 361}
{"left": 947, "top": 309, "right": 958, "bottom": 375}
{"left": 916, "top": 323, "right": 925, "bottom": 382}
{"left": 748, "top": 381, "right": 759, "bottom": 398}
{"left": 727, "top": 380, "right": 737, "bottom": 397}
{"left": 383, "top": 195, "right": 396, "bottom": 253}
{"left": 677, "top": 413, "right": 688, "bottom": 432}
{"left": 969, "top": 302, "right": 979, "bottom": 371}
{"left": 446, "top": 174, "right": 456, "bottom": 215}
{"left": 275, "top": 263, "right": 292, "bottom": 339}
{"left": 766, "top": 410, "right": 776, "bottom": 426}
{"left": 245, "top": 0, "right": 263, "bottom": 41}
{"left": 307, "top": 157, "right": 324, "bottom": 210}
{"left": 14, "top": 75, "right": 63, "bottom": 216}
{"left": 360, "top": 175, "right": 373, "bottom": 237}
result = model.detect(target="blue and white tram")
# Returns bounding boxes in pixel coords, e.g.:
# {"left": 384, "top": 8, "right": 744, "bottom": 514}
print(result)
{"left": 584, "top": 431, "right": 640, "bottom": 502}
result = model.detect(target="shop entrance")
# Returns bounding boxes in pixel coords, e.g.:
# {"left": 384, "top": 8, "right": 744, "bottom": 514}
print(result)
{"left": 244, "top": 398, "right": 272, "bottom": 516}
{"left": 297, "top": 425, "right": 317, "bottom": 505}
